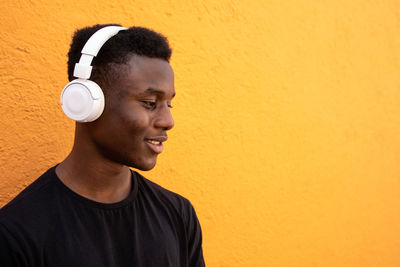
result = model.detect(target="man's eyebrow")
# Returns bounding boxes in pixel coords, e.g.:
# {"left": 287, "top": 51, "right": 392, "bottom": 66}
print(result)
{"left": 144, "top": 88, "right": 175, "bottom": 98}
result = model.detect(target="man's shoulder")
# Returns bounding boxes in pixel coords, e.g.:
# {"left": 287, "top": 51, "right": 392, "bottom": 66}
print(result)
{"left": 0, "top": 166, "right": 58, "bottom": 224}
{"left": 134, "top": 170, "right": 194, "bottom": 214}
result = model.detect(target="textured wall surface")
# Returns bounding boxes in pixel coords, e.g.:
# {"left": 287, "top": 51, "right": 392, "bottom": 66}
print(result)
{"left": 1, "top": 0, "right": 400, "bottom": 266}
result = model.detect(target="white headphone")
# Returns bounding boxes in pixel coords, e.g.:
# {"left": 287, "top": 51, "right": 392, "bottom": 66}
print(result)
{"left": 60, "top": 26, "right": 127, "bottom": 122}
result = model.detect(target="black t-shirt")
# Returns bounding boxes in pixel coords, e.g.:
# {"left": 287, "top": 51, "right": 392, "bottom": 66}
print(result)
{"left": 0, "top": 166, "right": 205, "bottom": 267}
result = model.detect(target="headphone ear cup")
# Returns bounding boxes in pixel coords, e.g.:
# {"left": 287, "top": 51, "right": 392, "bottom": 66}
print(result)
{"left": 60, "top": 79, "right": 105, "bottom": 122}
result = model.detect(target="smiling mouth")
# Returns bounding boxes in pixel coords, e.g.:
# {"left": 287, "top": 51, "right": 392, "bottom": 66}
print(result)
{"left": 147, "top": 140, "right": 161, "bottom": 145}
{"left": 145, "top": 137, "right": 167, "bottom": 154}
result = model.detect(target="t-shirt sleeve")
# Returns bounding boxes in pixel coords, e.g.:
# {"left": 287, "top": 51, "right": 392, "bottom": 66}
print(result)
{"left": 183, "top": 201, "right": 205, "bottom": 267}
{"left": 0, "top": 222, "right": 26, "bottom": 267}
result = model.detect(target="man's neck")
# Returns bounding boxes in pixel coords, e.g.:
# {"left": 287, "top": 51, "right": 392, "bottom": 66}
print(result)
{"left": 55, "top": 145, "right": 132, "bottom": 204}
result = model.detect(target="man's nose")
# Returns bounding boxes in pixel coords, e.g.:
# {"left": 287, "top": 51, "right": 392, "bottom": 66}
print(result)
{"left": 154, "top": 104, "right": 174, "bottom": 130}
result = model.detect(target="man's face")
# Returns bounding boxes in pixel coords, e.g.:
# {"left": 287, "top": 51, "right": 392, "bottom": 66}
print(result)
{"left": 88, "top": 55, "right": 175, "bottom": 171}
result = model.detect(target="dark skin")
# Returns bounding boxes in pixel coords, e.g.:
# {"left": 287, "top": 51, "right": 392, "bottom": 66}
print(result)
{"left": 56, "top": 55, "right": 175, "bottom": 203}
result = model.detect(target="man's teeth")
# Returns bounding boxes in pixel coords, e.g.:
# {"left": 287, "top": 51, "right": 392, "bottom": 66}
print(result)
{"left": 148, "top": 140, "right": 161, "bottom": 145}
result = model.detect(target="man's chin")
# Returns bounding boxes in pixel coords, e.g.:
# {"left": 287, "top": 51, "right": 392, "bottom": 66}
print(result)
{"left": 128, "top": 158, "right": 157, "bottom": 171}
{"left": 135, "top": 165, "right": 156, "bottom": 171}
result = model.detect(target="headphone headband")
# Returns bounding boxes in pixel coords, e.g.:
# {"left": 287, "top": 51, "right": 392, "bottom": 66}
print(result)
{"left": 73, "top": 26, "right": 127, "bottom": 79}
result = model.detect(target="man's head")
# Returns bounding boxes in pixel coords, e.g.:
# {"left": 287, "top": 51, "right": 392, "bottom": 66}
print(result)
{"left": 67, "top": 24, "right": 175, "bottom": 171}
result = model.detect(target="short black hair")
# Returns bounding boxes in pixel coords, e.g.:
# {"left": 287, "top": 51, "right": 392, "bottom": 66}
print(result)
{"left": 67, "top": 24, "right": 172, "bottom": 87}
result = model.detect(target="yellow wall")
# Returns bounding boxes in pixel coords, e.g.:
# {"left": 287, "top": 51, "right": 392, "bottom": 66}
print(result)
{"left": 1, "top": 0, "right": 400, "bottom": 266}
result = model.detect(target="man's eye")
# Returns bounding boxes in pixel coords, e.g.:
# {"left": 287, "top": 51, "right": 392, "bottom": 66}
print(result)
{"left": 142, "top": 101, "right": 157, "bottom": 109}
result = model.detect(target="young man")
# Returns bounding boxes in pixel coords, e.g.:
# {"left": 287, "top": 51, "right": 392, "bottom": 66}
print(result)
{"left": 0, "top": 24, "right": 205, "bottom": 266}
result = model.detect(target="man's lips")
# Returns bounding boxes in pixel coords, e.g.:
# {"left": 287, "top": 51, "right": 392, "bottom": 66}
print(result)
{"left": 144, "top": 136, "right": 168, "bottom": 154}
